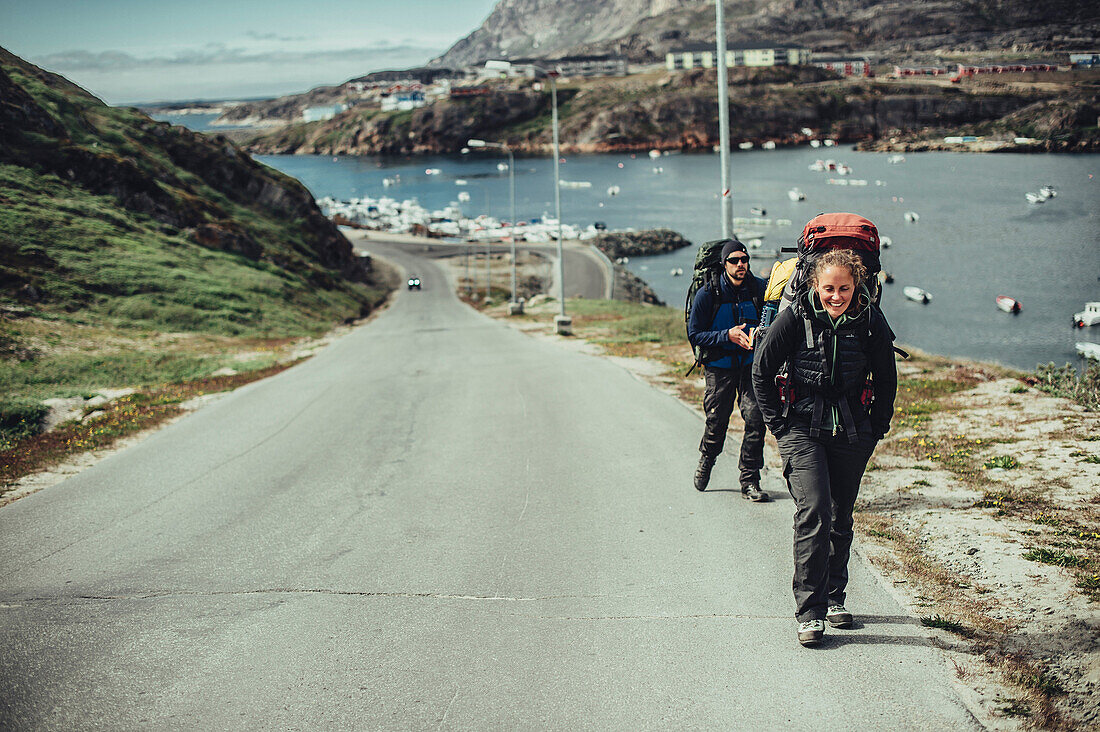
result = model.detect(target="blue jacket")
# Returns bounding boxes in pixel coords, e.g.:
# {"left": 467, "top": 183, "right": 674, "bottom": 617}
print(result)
{"left": 687, "top": 272, "right": 765, "bottom": 369}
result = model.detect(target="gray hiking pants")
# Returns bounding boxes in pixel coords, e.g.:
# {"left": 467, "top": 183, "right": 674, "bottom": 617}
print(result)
{"left": 700, "top": 366, "right": 765, "bottom": 487}
{"left": 777, "top": 422, "right": 878, "bottom": 623}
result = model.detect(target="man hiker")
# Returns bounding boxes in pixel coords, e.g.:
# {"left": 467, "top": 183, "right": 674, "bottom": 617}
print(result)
{"left": 687, "top": 239, "right": 769, "bottom": 501}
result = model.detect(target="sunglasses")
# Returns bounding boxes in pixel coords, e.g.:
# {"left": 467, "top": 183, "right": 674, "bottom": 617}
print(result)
{"left": 726, "top": 256, "right": 749, "bottom": 264}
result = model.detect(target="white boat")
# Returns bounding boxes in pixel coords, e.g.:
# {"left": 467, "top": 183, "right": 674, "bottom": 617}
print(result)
{"left": 1076, "top": 342, "right": 1100, "bottom": 360}
{"left": 763, "top": 141, "right": 777, "bottom": 150}
{"left": 738, "top": 141, "right": 754, "bottom": 150}
{"left": 457, "top": 191, "right": 471, "bottom": 202}
{"left": 749, "top": 206, "right": 766, "bottom": 216}
{"left": 808, "top": 160, "right": 826, "bottom": 171}
{"left": 496, "top": 162, "right": 509, "bottom": 171}
{"left": 670, "top": 267, "right": 684, "bottom": 276}
{"left": 746, "top": 238, "right": 763, "bottom": 248}
{"left": 652, "top": 167, "right": 664, "bottom": 174}
{"left": 787, "top": 187, "right": 806, "bottom": 201}
{"left": 823, "top": 139, "right": 836, "bottom": 147}
{"left": 880, "top": 236, "right": 892, "bottom": 248}
{"left": 996, "top": 295, "right": 1022, "bottom": 314}
{"left": 425, "top": 168, "right": 441, "bottom": 175}
{"left": 904, "top": 211, "right": 920, "bottom": 222}
{"left": 888, "top": 154, "right": 906, "bottom": 164}
{"left": 1074, "top": 302, "right": 1100, "bottom": 327}
{"left": 904, "top": 286, "right": 932, "bottom": 304}
{"left": 649, "top": 149, "right": 662, "bottom": 159}
{"left": 454, "top": 179, "right": 468, "bottom": 186}
{"left": 607, "top": 185, "right": 620, "bottom": 196}
{"left": 1039, "top": 185, "right": 1056, "bottom": 199}
{"left": 810, "top": 139, "right": 822, "bottom": 148}
{"left": 559, "top": 180, "right": 592, "bottom": 189}
{"left": 1025, "top": 192, "right": 1045, "bottom": 204}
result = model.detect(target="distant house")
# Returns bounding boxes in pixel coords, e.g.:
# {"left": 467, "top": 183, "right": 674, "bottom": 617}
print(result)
{"left": 548, "top": 55, "right": 628, "bottom": 78}
{"left": 1070, "top": 52, "right": 1099, "bottom": 67}
{"left": 666, "top": 42, "right": 811, "bottom": 71}
{"left": 302, "top": 104, "right": 348, "bottom": 122}
{"left": 381, "top": 90, "right": 426, "bottom": 112}
{"left": 956, "top": 61, "right": 1059, "bottom": 75}
{"left": 893, "top": 65, "right": 951, "bottom": 77}
{"left": 812, "top": 56, "right": 872, "bottom": 77}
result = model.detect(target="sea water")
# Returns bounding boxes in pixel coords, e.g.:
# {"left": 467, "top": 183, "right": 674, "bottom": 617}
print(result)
{"left": 250, "top": 148, "right": 1099, "bottom": 372}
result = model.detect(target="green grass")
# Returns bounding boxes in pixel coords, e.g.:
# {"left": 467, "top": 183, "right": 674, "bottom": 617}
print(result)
{"left": 1022, "top": 547, "right": 1090, "bottom": 569}
{"left": 920, "top": 614, "right": 974, "bottom": 637}
{"left": 569, "top": 300, "right": 683, "bottom": 345}
{"left": 983, "top": 455, "right": 1019, "bottom": 470}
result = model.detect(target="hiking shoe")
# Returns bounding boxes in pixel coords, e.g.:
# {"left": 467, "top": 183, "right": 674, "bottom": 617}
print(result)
{"left": 798, "top": 619, "right": 825, "bottom": 646}
{"left": 741, "top": 484, "right": 769, "bottom": 502}
{"left": 694, "top": 455, "right": 716, "bottom": 492}
{"left": 826, "top": 604, "right": 854, "bottom": 628}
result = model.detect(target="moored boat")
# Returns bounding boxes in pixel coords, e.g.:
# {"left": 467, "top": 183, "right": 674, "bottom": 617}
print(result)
{"left": 1074, "top": 302, "right": 1100, "bottom": 328}
{"left": 787, "top": 187, "right": 805, "bottom": 201}
{"left": 996, "top": 296, "right": 1022, "bottom": 314}
{"left": 1076, "top": 342, "right": 1100, "bottom": 360}
{"left": 904, "top": 286, "right": 932, "bottom": 304}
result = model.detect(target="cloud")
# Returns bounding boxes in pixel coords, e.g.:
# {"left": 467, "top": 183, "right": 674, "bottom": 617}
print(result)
{"left": 32, "top": 43, "right": 443, "bottom": 72}
{"left": 244, "top": 31, "right": 309, "bottom": 42}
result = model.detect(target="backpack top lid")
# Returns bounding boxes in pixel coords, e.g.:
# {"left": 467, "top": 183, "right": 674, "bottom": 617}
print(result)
{"left": 799, "top": 212, "right": 879, "bottom": 254}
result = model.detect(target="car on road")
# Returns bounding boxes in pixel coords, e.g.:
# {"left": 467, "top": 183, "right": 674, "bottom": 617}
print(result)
{"left": 407, "top": 276, "right": 421, "bottom": 290}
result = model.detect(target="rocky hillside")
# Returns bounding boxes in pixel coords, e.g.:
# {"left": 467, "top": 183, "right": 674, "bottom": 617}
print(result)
{"left": 434, "top": 0, "right": 1100, "bottom": 67}
{"left": 0, "top": 47, "right": 387, "bottom": 336}
{"left": 243, "top": 67, "right": 1091, "bottom": 156}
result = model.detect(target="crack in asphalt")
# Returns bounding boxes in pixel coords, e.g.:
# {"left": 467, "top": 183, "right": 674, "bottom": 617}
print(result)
{"left": 3, "top": 588, "right": 628, "bottom": 604}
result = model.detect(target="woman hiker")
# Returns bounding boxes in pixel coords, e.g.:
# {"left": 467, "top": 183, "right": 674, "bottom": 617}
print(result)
{"left": 751, "top": 249, "right": 898, "bottom": 646}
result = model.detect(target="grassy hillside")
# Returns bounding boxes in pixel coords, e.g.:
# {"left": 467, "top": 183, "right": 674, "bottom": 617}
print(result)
{"left": 0, "top": 47, "right": 393, "bottom": 453}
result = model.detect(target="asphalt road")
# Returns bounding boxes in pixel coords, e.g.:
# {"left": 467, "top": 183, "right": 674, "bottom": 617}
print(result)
{"left": 369, "top": 236, "right": 611, "bottom": 300}
{"left": 0, "top": 240, "right": 979, "bottom": 730}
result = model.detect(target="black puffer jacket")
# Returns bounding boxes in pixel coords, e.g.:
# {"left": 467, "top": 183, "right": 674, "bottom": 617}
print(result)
{"left": 752, "top": 289, "right": 897, "bottom": 442}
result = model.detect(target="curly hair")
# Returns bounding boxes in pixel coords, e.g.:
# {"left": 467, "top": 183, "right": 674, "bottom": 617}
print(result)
{"left": 810, "top": 249, "right": 867, "bottom": 289}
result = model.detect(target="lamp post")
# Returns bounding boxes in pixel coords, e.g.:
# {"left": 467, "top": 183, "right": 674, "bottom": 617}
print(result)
{"left": 715, "top": 0, "right": 733, "bottom": 238}
{"left": 467, "top": 138, "right": 520, "bottom": 314}
{"left": 485, "top": 60, "right": 570, "bottom": 334}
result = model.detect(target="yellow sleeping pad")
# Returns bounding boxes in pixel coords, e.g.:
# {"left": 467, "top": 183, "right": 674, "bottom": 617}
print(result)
{"left": 764, "top": 257, "right": 798, "bottom": 301}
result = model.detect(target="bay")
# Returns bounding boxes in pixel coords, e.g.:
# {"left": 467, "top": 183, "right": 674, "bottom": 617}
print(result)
{"left": 253, "top": 148, "right": 1099, "bottom": 372}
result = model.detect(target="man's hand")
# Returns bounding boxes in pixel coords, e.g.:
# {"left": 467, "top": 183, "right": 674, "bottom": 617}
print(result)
{"left": 727, "top": 323, "right": 753, "bottom": 349}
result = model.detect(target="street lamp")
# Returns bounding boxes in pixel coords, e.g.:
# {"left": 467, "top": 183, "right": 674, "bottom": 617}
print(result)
{"left": 467, "top": 138, "right": 520, "bottom": 314}
{"left": 485, "top": 60, "right": 571, "bottom": 334}
{"left": 715, "top": 0, "right": 733, "bottom": 238}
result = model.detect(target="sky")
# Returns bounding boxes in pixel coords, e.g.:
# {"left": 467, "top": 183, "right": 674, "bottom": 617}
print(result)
{"left": 0, "top": 0, "right": 499, "bottom": 104}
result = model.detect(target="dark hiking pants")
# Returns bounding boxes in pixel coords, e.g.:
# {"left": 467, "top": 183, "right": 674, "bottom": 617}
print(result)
{"left": 699, "top": 366, "right": 765, "bottom": 487}
{"left": 777, "top": 422, "right": 878, "bottom": 623}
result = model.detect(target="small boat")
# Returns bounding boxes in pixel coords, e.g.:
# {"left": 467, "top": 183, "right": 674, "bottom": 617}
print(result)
{"left": 749, "top": 206, "right": 766, "bottom": 216}
{"left": 888, "top": 154, "right": 906, "bottom": 164}
{"left": 745, "top": 238, "right": 763, "bottom": 248}
{"left": 559, "top": 180, "right": 592, "bottom": 189}
{"left": 762, "top": 141, "right": 777, "bottom": 150}
{"left": 881, "top": 271, "right": 895, "bottom": 284}
{"left": 607, "top": 185, "right": 620, "bottom": 196}
{"left": 810, "top": 139, "right": 822, "bottom": 148}
{"left": 996, "top": 295, "right": 1022, "bottom": 314}
{"left": 904, "top": 286, "right": 932, "bottom": 304}
{"left": 1039, "top": 185, "right": 1056, "bottom": 199}
{"left": 670, "top": 267, "right": 684, "bottom": 276}
{"left": 1074, "top": 302, "right": 1100, "bottom": 328}
{"left": 454, "top": 179, "right": 468, "bottom": 186}
{"left": 425, "top": 168, "right": 441, "bottom": 175}
{"left": 880, "top": 236, "right": 892, "bottom": 248}
{"left": 904, "top": 211, "right": 920, "bottom": 222}
{"left": 496, "top": 162, "right": 509, "bottom": 171}
{"left": 1025, "top": 192, "right": 1045, "bottom": 204}
{"left": 808, "top": 160, "right": 826, "bottom": 171}
{"left": 787, "top": 187, "right": 805, "bottom": 201}
{"left": 652, "top": 167, "right": 664, "bottom": 174}
{"left": 1077, "top": 342, "right": 1100, "bottom": 360}
{"left": 738, "top": 141, "right": 754, "bottom": 150}
{"left": 823, "top": 139, "right": 836, "bottom": 147}
{"left": 649, "top": 149, "right": 662, "bottom": 159}
{"left": 457, "top": 191, "right": 471, "bottom": 202}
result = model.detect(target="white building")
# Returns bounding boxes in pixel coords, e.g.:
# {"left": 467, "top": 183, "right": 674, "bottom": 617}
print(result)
{"left": 302, "top": 104, "right": 348, "bottom": 122}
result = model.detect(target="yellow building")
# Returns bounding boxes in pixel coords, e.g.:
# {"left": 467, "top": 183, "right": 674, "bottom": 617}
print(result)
{"left": 666, "top": 42, "right": 811, "bottom": 71}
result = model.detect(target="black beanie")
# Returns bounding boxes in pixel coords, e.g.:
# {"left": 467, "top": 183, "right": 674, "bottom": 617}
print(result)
{"left": 721, "top": 238, "right": 747, "bottom": 262}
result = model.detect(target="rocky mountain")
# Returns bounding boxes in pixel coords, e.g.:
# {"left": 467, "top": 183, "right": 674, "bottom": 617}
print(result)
{"left": 0, "top": 47, "right": 387, "bottom": 335}
{"left": 243, "top": 65, "right": 1098, "bottom": 156}
{"left": 433, "top": 0, "right": 1100, "bottom": 67}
